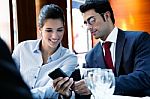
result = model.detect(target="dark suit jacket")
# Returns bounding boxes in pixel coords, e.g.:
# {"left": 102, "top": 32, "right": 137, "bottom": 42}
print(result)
{"left": 0, "top": 38, "right": 33, "bottom": 98}
{"left": 85, "top": 29, "right": 150, "bottom": 97}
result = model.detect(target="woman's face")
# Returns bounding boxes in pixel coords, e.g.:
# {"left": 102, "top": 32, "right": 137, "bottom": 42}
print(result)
{"left": 40, "top": 19, "right": 64, "bottom": 49}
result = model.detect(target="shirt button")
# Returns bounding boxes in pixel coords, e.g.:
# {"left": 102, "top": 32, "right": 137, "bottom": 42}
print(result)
{"left": 34, "top": 76, "right": 37, "bottom": 78}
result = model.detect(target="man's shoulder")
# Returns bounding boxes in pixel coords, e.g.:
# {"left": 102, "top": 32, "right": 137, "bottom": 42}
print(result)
{"left": 88, "top": 42, "right": 100, "bottom": 53}
{"left": 124, "top": 31, "right": 150, "bottom": 41}
{"left": 122, "top": 29, "right": 149, "bottom": 37}
{"left": 85, "top": 42, "right": 100, "bottom": 58}
{"left": 118, "top": 29, "right": 150, "bottom": 40}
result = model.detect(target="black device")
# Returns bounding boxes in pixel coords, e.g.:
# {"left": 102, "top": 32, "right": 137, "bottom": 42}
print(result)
{"left": 48, "top": 68, "right": 68, "bottom": 80}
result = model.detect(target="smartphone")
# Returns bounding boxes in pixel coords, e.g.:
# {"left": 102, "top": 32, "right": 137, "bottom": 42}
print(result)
{"left": 48, "top": 68, "right": 68, "bottom": 80}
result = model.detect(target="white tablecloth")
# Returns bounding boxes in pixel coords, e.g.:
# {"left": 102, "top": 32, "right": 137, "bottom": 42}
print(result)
{"left": 108, "top": 95, "right": 150, "bottom": 99}
{"left": 91, "top": 95, "right": 150, "bottom": 99}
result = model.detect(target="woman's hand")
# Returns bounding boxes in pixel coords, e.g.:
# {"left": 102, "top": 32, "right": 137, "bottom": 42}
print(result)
{"left": 53, "top": 77, "right": 74, "bottom": 97}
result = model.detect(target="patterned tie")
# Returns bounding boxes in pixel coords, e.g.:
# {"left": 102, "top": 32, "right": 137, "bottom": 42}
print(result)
{"left": 103, "top": 42, "right": 114, "bottom": 71}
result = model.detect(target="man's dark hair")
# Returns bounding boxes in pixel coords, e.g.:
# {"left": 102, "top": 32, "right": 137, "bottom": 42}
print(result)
{"left": 79, "top": 0, "right": 115, "bottom": 24}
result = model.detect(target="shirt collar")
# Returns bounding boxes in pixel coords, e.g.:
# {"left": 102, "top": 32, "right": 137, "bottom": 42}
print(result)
{"left": 100, "top": 26, "right": 118, "bottom": 45}
{"left": 33, "top": 39, "right": 63, "bottom": 61}
{"left": 50, "top": 44, "right": 62, "bottom": 61}
{"left": 33, "top": 39, "right": 41, "bottom": 53}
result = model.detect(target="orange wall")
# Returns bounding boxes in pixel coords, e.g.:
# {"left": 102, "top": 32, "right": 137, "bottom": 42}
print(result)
{"left": 92, "top": 0, "right": 150, "bottom": 46}
{"left": 110, "top": 0, "right": 150, "bottom": 34}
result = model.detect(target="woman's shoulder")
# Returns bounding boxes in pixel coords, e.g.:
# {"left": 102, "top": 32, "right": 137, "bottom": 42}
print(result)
{"left": 59, "top": 46, "right": 77, "bottom": 59}
{"left": 16, "top": 39, "right": 40, "bottom": 48}
{"left": 13, "top": 39, "right": 41, "bottom": 52}
{"left": 18, "top": 39, "right": 39, "bottom": 45}
{"left": 61, "top": 46, "right": 75, "bottom": 55}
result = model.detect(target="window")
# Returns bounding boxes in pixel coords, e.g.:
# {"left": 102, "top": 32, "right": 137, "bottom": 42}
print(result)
{"left": 0, "top": 0, "right": 11, "bottom": 49}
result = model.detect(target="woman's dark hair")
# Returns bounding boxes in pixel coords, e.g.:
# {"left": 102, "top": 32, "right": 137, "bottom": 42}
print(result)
{"left": 38, "top": 4, "right": 65, "bottom": 28}
{"left": 79, "top": 0, "right": 115, "bottom": 24}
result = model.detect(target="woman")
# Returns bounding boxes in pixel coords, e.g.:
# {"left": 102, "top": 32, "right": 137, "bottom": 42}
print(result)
{"left": 12, "top": 4, "right": 77, "bottom": 98}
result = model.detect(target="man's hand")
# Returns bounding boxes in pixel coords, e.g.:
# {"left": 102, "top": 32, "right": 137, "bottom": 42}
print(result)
{"left": 74, "top": 79, "right": 91, "bottom": 95}
{"left": 53, "top": 77, "right": 74, "bottom": 97}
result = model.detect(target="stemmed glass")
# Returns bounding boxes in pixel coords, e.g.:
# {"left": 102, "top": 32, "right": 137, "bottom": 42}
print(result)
{"left": 84, "top": 68, "right": 115, "bottom": 99}
{"left": 84, "top": 68, "right": 100, "bottom": 99}
{"left": 98, "top": 69, "right": 115, "bottom": 98}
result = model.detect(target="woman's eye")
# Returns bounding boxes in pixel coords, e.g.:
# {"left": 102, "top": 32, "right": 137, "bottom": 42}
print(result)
{"left": 45, "top": 30, "right": 52, "bottom": 32}
{"left": 57, "top": 29, "right": 63, "bottom": 32}
{"left": 45, "top": 29, "right": 64, "bottom": 33}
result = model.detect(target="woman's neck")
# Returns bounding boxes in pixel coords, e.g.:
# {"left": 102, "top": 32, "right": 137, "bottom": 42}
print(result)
{"left": 40, "top": 42, "right": 58, "bottom": 64}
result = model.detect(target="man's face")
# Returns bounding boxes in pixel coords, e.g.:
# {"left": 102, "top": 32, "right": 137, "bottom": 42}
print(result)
{"left": 83, "top": 9, "right": 111, "bottom": 41}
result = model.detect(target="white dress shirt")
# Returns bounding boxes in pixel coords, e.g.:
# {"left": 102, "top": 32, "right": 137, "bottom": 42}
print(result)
{"left": 100, "top": 27, "right": 118, "bottom": 66}
{"left": 12, "top": 39, "right": 77, "bottom": 99}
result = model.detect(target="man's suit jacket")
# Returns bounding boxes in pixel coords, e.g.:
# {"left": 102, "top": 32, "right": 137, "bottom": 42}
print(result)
{"left": 0, "top": 38, "right": 33, "bottom": 98}
{"left": 85, "top": 29, "right": 150, "bottom": 97}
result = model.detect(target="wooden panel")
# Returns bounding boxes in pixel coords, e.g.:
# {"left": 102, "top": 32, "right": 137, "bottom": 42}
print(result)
{"left": 16, "top": 0, "right": 37, "bottom": 42}
{"left": 110, "top": 0, "right": 150, "bottom": 34}
{"left": 9, "top": 0, "right": 14, "bottom": 51}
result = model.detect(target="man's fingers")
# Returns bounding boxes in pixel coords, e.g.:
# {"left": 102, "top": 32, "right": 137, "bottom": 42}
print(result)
{"left": 74, "top": 79, "right": 85, "bottom": 86}
{"left": 74, "top": 79, "right": 91, "bottom": 95}
{"left": 74, "top": 79, "right": 85, "bottom": 90}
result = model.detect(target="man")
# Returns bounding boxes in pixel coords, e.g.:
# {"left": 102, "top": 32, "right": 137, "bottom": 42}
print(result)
{"left": 74, "top": 0, "right": 150, "bottom": 97}
{"left": 0, "top": 38, "right": 33, "bottom": 98}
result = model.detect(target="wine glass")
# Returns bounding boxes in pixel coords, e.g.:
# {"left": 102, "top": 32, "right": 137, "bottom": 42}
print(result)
{"left": 84, "top": 68, "right": 115, "bottom": 99}
{"left": 97, "top": 69, "right": 115, "bottom": 98}
{"left": 83, "top": 68, "right": 101, "bottom": 99}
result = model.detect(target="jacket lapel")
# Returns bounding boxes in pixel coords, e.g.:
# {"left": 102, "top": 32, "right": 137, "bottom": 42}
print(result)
{"left": 115, "top": 29, "right": 126, "bottom": 76}
{"left": 94, "top": 42, "right": 106, "bottom": 68}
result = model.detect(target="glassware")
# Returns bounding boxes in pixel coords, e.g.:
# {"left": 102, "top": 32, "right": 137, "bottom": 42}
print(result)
{"left": 83, "top": 68, "right": 101, "bottom": 98}
{"left": 84, "top": 68, "right": 115, "bottom": 99}
{"left": 97, "top": 69, "right": 115, "bottom": 98}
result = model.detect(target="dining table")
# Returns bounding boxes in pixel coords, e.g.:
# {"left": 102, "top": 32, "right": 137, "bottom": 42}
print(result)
{"left": 90, "top": 95, "right": 150, "bottom": 99}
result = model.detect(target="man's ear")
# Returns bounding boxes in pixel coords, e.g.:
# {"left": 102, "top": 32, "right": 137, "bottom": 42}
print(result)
{"left": 104, "top": 11, "right": 111, "bottom": 21}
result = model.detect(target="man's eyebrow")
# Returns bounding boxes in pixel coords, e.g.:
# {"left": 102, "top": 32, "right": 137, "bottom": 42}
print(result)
{"left": 88, "top": 16, "right": 95, "bottom": 19}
